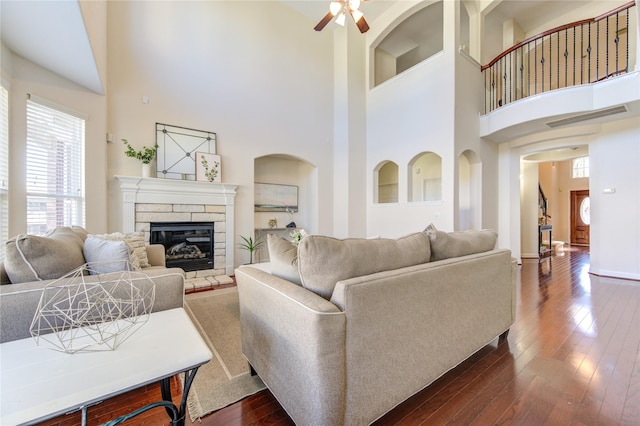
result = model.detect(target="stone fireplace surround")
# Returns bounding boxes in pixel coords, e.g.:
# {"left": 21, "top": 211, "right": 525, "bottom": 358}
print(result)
{"left": 115, "top": 176, "right": 238, "bottom": 276}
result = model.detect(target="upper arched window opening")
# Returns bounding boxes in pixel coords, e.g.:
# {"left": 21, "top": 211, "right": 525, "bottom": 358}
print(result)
{"left": 373, "top": 1, "right": 444, "bottom": 87}
{"left": 408, "top": 152, "right": 442, "bottom": 202}
{"left": 375, "top": 161, "right": 399, "bottom": 204}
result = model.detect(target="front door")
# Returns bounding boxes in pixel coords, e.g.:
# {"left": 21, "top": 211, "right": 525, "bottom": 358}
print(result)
{"left": 571, "top": 190, "right": 590, "bottom": 246}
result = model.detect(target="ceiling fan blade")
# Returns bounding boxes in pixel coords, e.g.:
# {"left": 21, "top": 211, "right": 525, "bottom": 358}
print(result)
{"left": 314, "top": 11, "right": 334, "bottom": 31}
{"left": 350, "top": 11, "right": 370, "bottom": 33}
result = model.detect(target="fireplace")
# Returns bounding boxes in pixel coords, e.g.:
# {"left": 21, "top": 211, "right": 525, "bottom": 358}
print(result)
{"left": 150, "top": 222, "right": 215, "bottom": 272}
{"left": 115, "top": 176, "right": 238, "bottom": 275}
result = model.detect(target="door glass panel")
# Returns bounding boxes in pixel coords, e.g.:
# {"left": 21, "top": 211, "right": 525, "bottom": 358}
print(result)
{"left": 579, "top": 197, "right": 590, "bottom": 225}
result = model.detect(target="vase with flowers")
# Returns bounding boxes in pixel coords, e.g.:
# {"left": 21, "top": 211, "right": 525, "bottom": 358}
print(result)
{"left": 122, "top": 139, "right": 158, "bottom": 177}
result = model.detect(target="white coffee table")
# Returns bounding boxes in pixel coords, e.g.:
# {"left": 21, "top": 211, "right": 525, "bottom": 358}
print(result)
{"left": 0, "top": 307, "right": 212, "bottom": 426}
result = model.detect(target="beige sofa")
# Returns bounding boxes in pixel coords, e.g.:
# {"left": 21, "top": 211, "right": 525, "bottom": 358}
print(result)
{"left": 235, "top": 229, "right": 517, "bottom": 425}
{"left": 1, "top": 227, "right": 185, "bottom": 344}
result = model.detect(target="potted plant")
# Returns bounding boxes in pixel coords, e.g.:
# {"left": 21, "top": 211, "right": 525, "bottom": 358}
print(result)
{"left": 238, "top": 235, "right": 264, "bottom": 264}
{"left": 122, "top": 139, "right": 158, "bottom": 177}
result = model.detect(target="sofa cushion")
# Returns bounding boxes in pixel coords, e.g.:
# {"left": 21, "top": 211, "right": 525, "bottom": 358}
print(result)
{"left": 83, "top": 237, "right": 133, "bottom": 274}
{"left": 89, "top": 232, "right": 150, "bottom": 269}
{"left": 3, "top": 227, "right": 86, "bottom": 283}
{"left": 425, "top": 223, "right": 498, "bottom": 261}
{"left": 297, "top": 232, "right": 431, "bottom": 299}
{"left": 267, "top": 234, "right": 302, "bottom": 285}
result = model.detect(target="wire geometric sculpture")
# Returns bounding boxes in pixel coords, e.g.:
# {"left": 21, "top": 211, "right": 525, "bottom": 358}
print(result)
{"left": 30, "top": 261, "right": 156, "bottom": 354}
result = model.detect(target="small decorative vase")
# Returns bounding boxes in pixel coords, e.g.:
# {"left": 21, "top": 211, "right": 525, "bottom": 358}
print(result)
{"left": 141, "top": 163, "right": 152, "bottom": 178}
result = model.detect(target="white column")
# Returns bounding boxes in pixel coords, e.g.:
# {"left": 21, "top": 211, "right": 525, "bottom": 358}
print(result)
{"left": 224, "top": 204, "right": 235, "bottom": 275}
{"left": 119, "top": 177, "right": 142, "bottom": 233}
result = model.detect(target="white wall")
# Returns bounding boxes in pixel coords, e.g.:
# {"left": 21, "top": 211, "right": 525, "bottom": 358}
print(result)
{"left": 365, "top": 1, "right": 457, "bottom": 237}
{"left": 333, "top": 26, "right": 368, "bottom": 239}
{"left": 106, "top": 1, "right": 335, "bottom": 266}
{"left": 589, "top": 117, "right": 640, "bottom": 280}
{"left": 1, "top": 44, "right": 108, "bottom": 237}
{"left": 365, "top": 1, "right": 500, "bottom": 238}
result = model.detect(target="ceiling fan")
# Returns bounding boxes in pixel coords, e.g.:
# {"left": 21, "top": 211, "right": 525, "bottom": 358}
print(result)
{"left": 314, "top": 0, "right": 370, "bottom": 33}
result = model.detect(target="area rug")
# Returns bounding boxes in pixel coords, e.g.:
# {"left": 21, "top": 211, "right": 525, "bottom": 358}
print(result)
{"left": 181, "top": 287, "right": 266, "bottom": 422}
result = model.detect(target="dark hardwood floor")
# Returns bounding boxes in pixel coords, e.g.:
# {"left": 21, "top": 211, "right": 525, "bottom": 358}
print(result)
{"left": 38, "top": 246, "right": 640, "bottom": 425}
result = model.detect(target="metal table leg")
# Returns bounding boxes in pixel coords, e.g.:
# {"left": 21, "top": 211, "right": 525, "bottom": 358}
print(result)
{"left": 101, "top": 367, "right": 200, "bottom": 426}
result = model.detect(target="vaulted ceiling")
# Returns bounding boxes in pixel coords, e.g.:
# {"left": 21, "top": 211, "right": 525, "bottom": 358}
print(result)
{"left": 1, "top": 0, "right": 592, "bottom": 96}
{"left": 1, "top": 0, "right": 104, "bottom": 95}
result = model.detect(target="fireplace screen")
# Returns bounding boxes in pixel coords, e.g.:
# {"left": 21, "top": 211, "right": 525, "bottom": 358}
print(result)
{"left": 150, "top": 222, "right": 214, "bottom": 272}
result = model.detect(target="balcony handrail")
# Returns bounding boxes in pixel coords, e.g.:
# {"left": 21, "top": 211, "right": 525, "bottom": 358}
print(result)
{"left": 481, "top": 1, "right": 636, "bottom": 113}
{"left": 481, "top": 1, "right": 635, "bottom": 71}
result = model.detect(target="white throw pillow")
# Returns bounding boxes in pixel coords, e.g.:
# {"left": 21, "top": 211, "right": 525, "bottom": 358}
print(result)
{"left": 267, "top": 234, "right": 301, "bottom": 285}
{"left": 89, "top": 232, "right": 150, "bottom": 269}
{"left": 83, "top": 236, "right": 132, "bottom": 274}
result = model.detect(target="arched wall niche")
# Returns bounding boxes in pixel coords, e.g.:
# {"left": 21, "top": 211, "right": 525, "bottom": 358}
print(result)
{"left": 408, "top": 152, "right": 442, "bottom": 202}
{"left": 254, "top": 154, "right": 317, "bottom": 234}
{"left": 458, "top": 149, "right": 482, "bottom": 230}
{"left": 372, "top": 0, "right": 444, "bottom": 87}
{"left": 374, "top": 160, "right": 399, "bottom": 204}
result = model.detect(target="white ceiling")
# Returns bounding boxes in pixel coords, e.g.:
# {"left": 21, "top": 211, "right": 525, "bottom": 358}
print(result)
{"left": 0, "top": 0, "right": 586, "bottom": 96}
{"left": 488, "top": 0, "right": 585, "bottom": 34}
{"left": 0, "top": 0, "right": 104, "bottom": 95}
{"left": 1, "top": 0, "right": 632, "bottom": 157}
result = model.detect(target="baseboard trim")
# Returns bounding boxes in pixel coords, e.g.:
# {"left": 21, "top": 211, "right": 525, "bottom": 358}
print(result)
{"left": 589, "top": 268, "right": 640, "bottom": 282}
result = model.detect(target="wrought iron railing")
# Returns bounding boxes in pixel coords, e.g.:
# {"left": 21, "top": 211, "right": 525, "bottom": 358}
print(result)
{"left": 482, "top": 2, "right": 636, "bottom": 113}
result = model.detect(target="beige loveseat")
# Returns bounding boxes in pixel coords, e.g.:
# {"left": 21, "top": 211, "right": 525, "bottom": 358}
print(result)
{"left": 1, "top": 226, "right": 185, "bottom": 344}
{"left": 235, "top": 228, "right": 517, "bottom": 425}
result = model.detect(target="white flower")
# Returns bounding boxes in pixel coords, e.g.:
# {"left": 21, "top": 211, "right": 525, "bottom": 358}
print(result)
{"left": 290, "top": 229, "right": 308, "bottom": 245}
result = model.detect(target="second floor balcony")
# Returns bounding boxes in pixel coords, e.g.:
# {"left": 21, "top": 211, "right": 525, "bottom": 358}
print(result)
{"left": 480, "top": 1, "right": 639, "bottom": 142}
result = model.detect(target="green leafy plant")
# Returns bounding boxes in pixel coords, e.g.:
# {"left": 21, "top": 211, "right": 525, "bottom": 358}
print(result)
{"left": 238, "top": 235, "right": 264, "bottom": 264}
{"left": 122, "top": 139, "right": 157, "bottom": 164}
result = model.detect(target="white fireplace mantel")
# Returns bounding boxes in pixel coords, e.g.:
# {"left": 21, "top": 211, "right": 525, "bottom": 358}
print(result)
{"left": 115, "top": 176, "right": 239, "bottom": 274}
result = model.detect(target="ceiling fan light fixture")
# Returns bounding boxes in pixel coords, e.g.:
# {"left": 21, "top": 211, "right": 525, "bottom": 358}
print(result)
{"left": 329, "top": 1, "right": 342, "bottom": 16}
{"left": 349, "top": 0, "right": 361, "bottom": 11}
{"left": 351, "top": 9, "right": 364, "bottom": 22}
{"left": 336, "top": 11, "right": 346, "bottom": 26}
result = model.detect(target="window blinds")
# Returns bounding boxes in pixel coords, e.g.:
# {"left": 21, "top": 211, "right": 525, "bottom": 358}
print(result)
{"left": 26, "top": 96, "right": 85, "bottom": 235}
{"left": 0, "top": 85, "right": 8, "bottom": 261}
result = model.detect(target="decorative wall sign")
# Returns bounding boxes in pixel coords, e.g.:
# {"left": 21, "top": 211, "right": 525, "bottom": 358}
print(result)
{"left": 196, "top": 152, "right": 221, "bottom": 182}
{"left": 254, "top": 183, "right": 298, "bottom": 212}
{"left": 155, "top": 123, "right": 216, "bottom": 180}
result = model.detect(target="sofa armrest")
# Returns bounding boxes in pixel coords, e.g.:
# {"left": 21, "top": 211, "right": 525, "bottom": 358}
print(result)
{"left": 235, "top": 265, "right": 346, "bottom": 426}
{"left": 145, "top": 244, "right": 166, "bottom": 267}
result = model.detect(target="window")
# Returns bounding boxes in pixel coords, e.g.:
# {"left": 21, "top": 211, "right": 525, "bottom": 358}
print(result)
{"left": 0, "top": 85, "right": 8, "bottom": 261}
{"left": 26, "top": 95, "right": 85, "bottom": 235}
{"left": 580, "top": 197, "right": 591, "bottom": 225}
{"left": 572, "top": 156, "right": 589, "bottom": 178}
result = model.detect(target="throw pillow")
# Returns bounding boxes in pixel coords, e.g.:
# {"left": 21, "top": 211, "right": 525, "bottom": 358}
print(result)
{"left": 297, "top": 232, "right": 431, "bottom": 300}
{"left": 3, "top": 227, "right": 86, "bottom": 283}
{"left": 89, "top": 232, "right": 150, "bottom": 269}
{"left": 424, "top": 223, "right": 498, "bottom": 261}
{"left": 83, "top": 236, "right": 132, "bottom": 274}
{"left": 267, "top": 234, "right": 302, "bottom": 285}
